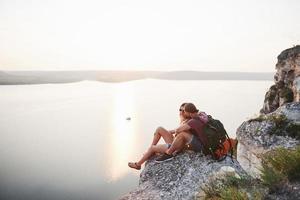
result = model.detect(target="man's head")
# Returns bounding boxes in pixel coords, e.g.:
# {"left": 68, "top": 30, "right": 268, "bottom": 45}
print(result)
{"left": 183, "top": 103, "right": 199, "bottom": 118}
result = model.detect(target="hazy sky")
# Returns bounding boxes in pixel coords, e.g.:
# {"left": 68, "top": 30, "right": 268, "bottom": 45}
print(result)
{"left": 0, "top": 0, "right": 299, "bottom": 72}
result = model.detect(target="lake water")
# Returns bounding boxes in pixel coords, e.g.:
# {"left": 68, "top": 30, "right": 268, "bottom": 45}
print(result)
{"left": 0, "top": 79, "right": 272, "bottom": 200}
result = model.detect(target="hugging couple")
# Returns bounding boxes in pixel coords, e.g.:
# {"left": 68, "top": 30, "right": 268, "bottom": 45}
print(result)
{"left": 128, "top": 102, "right": 209, "bottom": 170}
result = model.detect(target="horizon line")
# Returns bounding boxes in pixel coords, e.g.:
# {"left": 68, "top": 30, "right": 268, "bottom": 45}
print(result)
{"left": 1, "top": 69, "right": 275, "bottom": 73}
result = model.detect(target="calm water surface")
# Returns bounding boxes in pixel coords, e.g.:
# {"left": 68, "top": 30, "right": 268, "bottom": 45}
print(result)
{"left": 0, "top": 79, "right": 272, "bottom": 200}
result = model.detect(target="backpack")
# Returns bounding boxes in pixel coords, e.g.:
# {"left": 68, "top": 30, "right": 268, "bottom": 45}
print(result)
{"left": 202, "top": 115, "right": 236, "bottom": 161}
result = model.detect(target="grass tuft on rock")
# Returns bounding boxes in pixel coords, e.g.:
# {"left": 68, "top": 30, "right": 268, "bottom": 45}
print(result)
{"left": 248, "top": 114, "right": 288, "bottom": 126}
{"left": 202, "top": 175, "right": 263, "bottom": 200}
{"left": 286, "top": 122, "right": 300, "bottom": 139}
{"left": 261, "top": 146, "right": 300, "bottom": 189}
{"left": 248, "top": 114, "right": 300, "bottom": 139}
{"left": 202, "top": 146, "right": 300, "bottom": 200}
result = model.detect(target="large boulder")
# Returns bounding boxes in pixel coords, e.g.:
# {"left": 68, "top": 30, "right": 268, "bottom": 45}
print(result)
{"left": 261, "top": 45, "right": 300, "bottom": 114}
{"left": 120, "top": 151, "right": 247, "bottom": 200}
{"left": 237, "top": 102, "right": 300, "bottom": 178}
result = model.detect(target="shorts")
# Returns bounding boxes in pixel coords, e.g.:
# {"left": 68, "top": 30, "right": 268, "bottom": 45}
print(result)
{"left": 187, "top": 135, "right": 203, "bottom": 152}
{"left": 166, "top": 143, "right": 171, "bottom": 149}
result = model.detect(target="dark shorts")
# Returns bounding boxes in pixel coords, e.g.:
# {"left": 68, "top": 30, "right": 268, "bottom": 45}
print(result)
{"left": 188, "top": 135, "right": 203, "bottom": 152}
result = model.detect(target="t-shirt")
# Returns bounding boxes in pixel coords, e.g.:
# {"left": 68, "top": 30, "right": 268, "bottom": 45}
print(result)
{"left": 198, "top": 112, "right": 209, "bottom": 124}
{"left": 187, "top": 112, "right": 209, "bottom": 147}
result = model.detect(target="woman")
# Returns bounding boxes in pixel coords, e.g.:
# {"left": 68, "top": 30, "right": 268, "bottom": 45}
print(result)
{"left": 128, "top": 103, "right": 188, "bottom": 170}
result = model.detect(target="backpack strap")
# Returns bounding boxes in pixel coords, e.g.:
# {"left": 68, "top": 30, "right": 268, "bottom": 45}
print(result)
{"left": 225, "top": 132, "right": 235, "bottom": 163}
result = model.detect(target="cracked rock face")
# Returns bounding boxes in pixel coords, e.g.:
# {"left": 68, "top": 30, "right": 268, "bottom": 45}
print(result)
{"left": 261, "top": 45, "right": 300, "bottom": 114}
{"left": 120, "top": 151, "right": 247, "bottom": 200}
{"left": 237, "top": 102, "right": 300, "bottom": 178}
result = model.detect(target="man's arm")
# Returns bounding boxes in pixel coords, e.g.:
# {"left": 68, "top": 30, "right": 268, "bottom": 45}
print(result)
{"left": 174, "top": 123, "right": 191, "bottom": 134}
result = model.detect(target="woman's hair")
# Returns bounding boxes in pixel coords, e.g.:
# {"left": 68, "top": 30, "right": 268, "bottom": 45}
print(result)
{"left": 179, "top": 103, "right": 188, "bottom": 123}
{"left": 180, "top": 102, "right": 187, "bottom": 108}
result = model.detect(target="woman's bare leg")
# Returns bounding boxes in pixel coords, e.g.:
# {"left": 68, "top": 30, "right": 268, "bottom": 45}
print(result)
{"left": 136, "top": 144, "right": 169, "bottom": 166}
{"left": 165, "top": 132, "right": 193, "bottom": 155}
{"left": 151, "top": 126, "right": 174, "bottom": 146}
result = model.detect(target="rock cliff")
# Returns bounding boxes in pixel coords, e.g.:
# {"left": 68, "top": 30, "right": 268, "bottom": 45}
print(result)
{"left": 120, "top": 152, "right": 246, "bottom": 200}
{"left": 261, "top": 45, "right": 300, "bottom": 114}
{"left": 237, "top": 102, "right": 300, "bottom": 178}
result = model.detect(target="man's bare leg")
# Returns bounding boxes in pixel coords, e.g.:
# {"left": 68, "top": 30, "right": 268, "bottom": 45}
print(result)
{"left": 154, "top": 132, "right": 193, "bottom": 163}
{"left": 165, "top": 132, "right": 193, "bottom": 155}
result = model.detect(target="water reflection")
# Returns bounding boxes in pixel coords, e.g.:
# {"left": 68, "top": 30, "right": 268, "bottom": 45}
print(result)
{"left": 0, "top": 80, "right": 272, "bottom": 200}
{"left": 109, "top": 83, "right": 137, "bottom": 180}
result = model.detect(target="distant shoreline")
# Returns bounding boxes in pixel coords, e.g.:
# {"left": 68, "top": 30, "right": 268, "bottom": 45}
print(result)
{"left": 0, "top": 70, "right": 274, "bottom": 85}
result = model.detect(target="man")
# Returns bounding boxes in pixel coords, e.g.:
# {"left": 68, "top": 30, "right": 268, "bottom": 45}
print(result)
{"left": 155, "top": 103, "right": 209, "bottom": 162}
